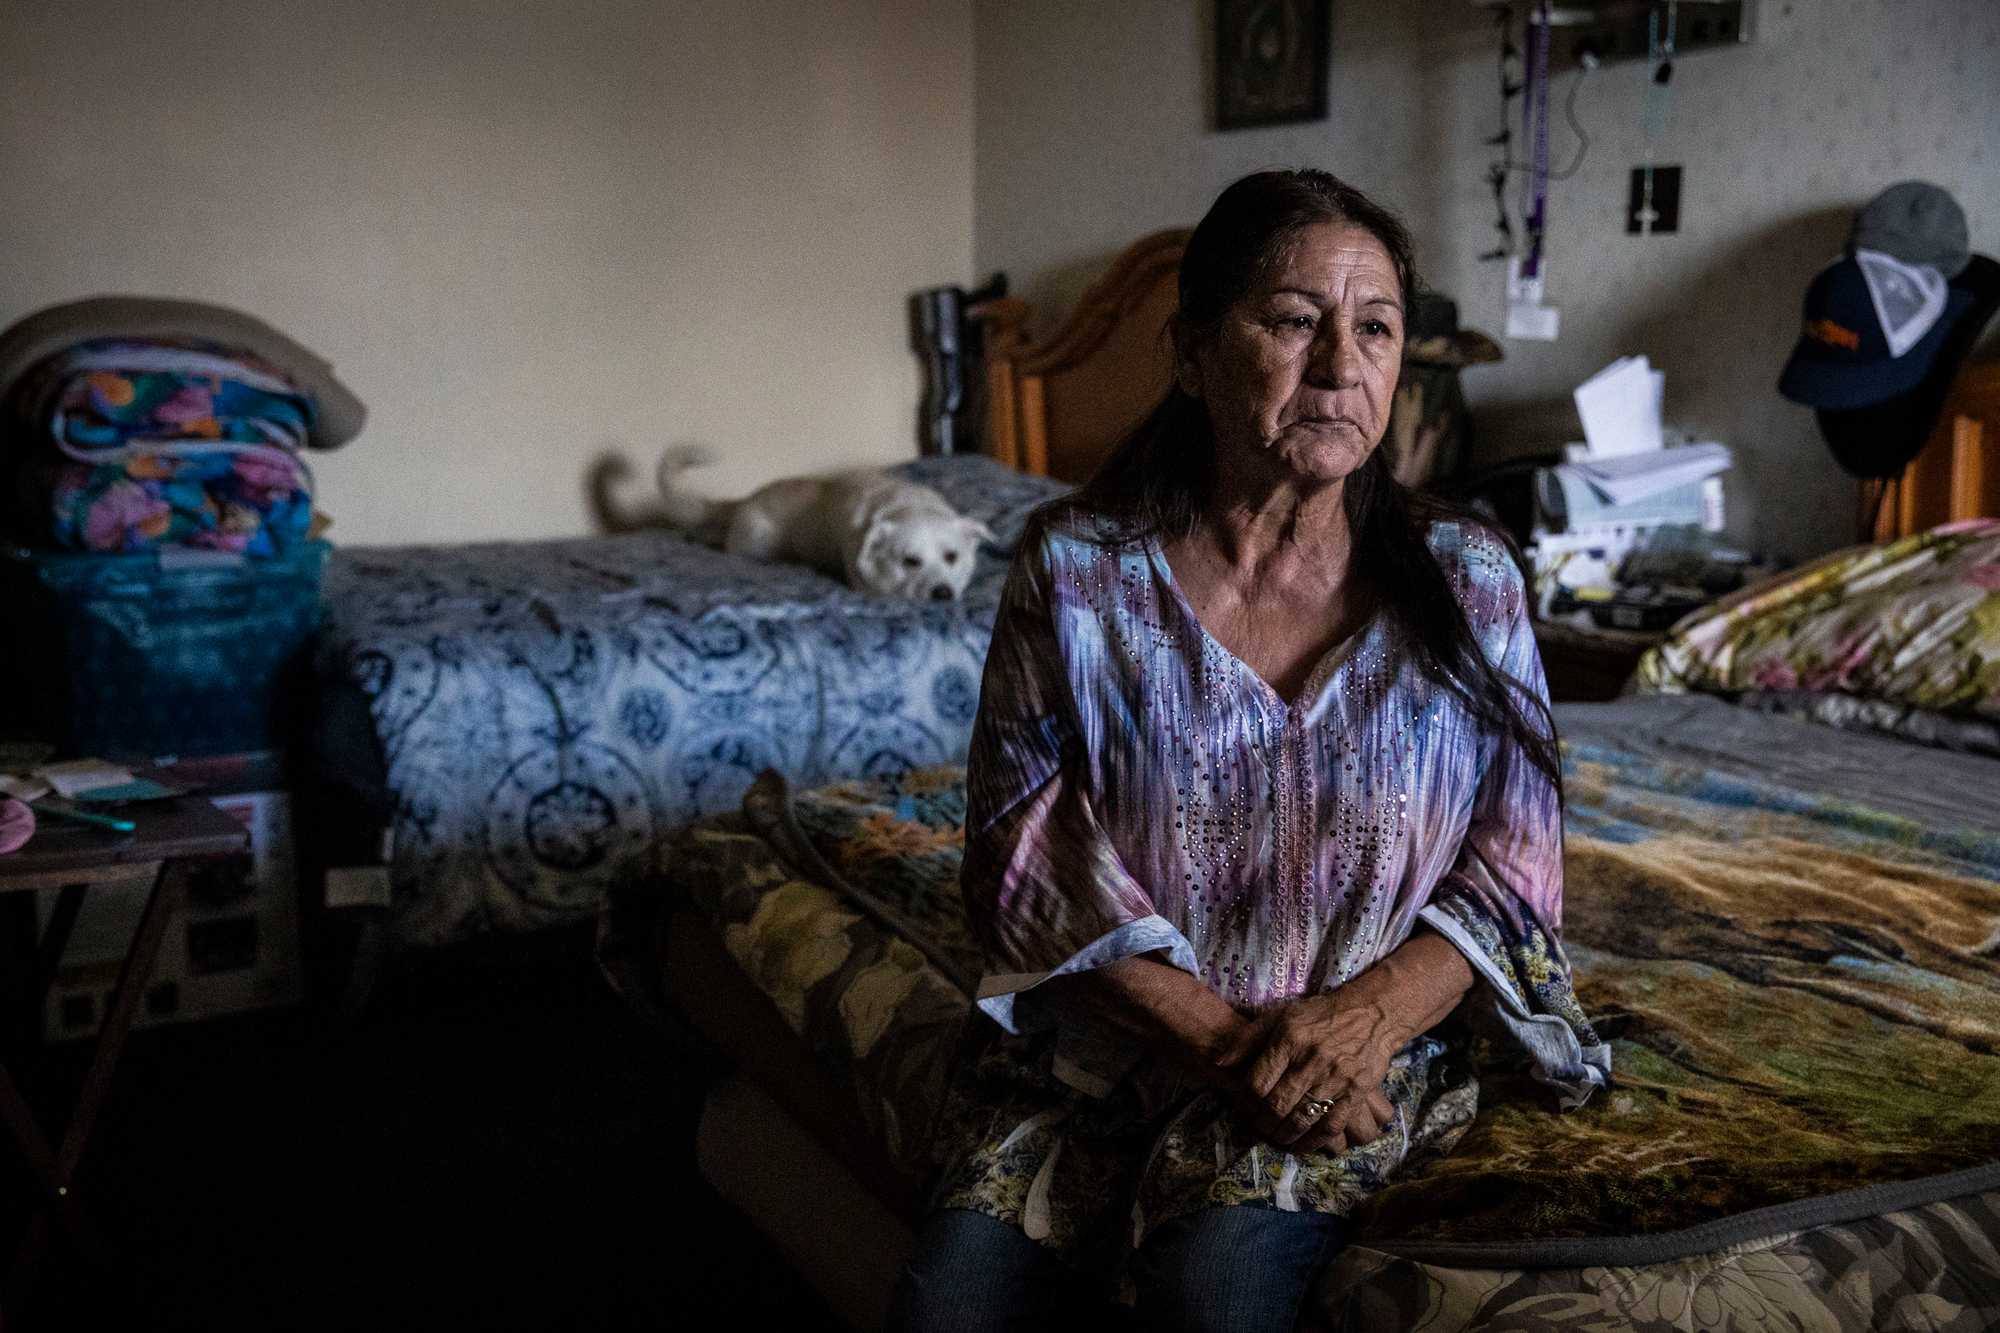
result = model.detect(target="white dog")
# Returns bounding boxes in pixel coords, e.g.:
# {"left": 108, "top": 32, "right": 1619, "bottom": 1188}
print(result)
{"left": 654, "top": 445, "right": 994, "bottom": 601}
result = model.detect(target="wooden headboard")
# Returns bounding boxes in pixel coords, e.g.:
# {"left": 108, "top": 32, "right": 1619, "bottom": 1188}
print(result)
{"left": 975, "top": 228, "right": 1499, "bottom": 488}
{"left": 977, "top": 229, "right": 1188, "bottom": 483}
{"left": 1866, "top": 359, "right": 2000, "bottom": 540}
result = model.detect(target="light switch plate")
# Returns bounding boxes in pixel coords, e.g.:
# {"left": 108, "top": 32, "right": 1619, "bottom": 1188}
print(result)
{"left": 1627, "top": 165, "right": 1682, "bottom": 234}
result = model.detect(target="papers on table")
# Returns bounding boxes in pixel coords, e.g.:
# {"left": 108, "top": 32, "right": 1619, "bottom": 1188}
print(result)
{"left": 1537, "top": 443, "right": 1731, "bottom": 535}
{"left": 1532, "top": 356, "right": 1739, "bottom": 620}
{"left": 1544, "top": 355, "right": 1731, "bottom": 532}
{"left": 1555, "top": 442, "right": 1733, "bottom": 507}
{"left": 1572, "top": 355, "right": 1664, "bottom": 458}
{"left": 36, "top": 759, "right": 135, "bottom": 800}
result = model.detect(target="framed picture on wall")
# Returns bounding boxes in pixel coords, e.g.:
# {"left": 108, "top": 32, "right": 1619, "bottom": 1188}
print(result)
{"left": 1215, "top": 0, "right": 1332, "bottom": 130}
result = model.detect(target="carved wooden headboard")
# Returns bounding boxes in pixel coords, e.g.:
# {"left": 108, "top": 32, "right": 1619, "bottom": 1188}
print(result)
{"left": 1866, "top": 359, "right": 2000, "bottom": 540}
{"left": 975, "top": 228, "right": 1500, "bottom": 488}
{"left": 977, "top": 229, "right": 1188, "bottom": 483}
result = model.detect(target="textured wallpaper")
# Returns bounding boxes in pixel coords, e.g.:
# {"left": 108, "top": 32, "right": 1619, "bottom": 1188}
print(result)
{"left": 1417, "top": 0, "right": 2000, "bottom": 559}
{"left": 975, "top": 0, "right": 2000, "bottom": 558}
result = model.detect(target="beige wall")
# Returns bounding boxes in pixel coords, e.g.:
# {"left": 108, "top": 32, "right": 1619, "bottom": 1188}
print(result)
{"left": 974, "top": 0, "right": 2000, "bottom": 558}
{"left": 973, "top": 0, "right": 1433, "bottom": 332}
{"left": 0, "top": 0, "right": 973, "bottom": 546}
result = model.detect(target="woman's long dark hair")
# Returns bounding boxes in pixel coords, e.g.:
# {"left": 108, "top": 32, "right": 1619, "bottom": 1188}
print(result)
{"left": 1061, "top": 169, "right": 1562, "bottom": 795}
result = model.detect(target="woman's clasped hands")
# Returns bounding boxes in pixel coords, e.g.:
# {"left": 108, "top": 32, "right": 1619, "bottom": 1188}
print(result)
{"left": 1206, "top": 990, "right": 1400, "bottom": 1155}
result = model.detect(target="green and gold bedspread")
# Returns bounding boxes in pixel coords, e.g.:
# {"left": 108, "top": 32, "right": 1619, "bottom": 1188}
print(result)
{"left": 1355, "top": 736, "right": 2000, "bottom": 1248}
{"left": 625, "top": 713, "right": 2000, "bottom": 1249}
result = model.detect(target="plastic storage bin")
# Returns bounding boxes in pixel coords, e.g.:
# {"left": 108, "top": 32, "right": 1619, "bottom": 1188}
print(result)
{"left": 0, "top": 543, "right": 328, "bottom": 759}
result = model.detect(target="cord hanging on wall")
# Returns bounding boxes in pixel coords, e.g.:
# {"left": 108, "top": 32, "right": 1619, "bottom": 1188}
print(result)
{"left": 1505, "top": 0, "right": 1562, "bottom": 340}
{"left": 1478, "top": 3, "right": 1593, "bottom": 266}
{"left": 1520, "top": 0, "right": 1553, "bottom": 280}
{"left": 1478, "top": 4, "right": 1523, "bottom": 263}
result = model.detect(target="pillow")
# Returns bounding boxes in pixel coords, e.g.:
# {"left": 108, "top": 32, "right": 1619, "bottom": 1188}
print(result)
{"left": 1736, "top": 689, "right": 2000, "bottom": 758}
{"left": 0, "top": 296, "right": 364, "bottom": 448}
{"left": 1634, "top": 518, "right": 2000, "bottom": 720}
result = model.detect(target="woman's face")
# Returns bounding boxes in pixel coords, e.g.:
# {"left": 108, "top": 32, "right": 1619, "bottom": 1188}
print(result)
{"left": 1180, "top": 221, "right": 1406, "bottom": 487}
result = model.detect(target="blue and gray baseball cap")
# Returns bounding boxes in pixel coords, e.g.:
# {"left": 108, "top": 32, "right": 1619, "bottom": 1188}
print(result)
{"left": 1852, "top": 182, "right": 1970, "bottom": 279}
{"left": 1778, "top": 248, "right": 1974, "bottom": 409}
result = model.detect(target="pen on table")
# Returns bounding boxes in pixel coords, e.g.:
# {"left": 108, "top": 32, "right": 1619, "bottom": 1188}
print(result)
{"left": 29, "top": 801, "right": 137, "bottom": 834}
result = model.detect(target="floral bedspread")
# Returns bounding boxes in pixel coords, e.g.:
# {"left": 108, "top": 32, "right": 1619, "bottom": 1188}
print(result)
{"left": 627, "top": 695, "right": 2000, "bottom": 1325}
{"left": 634, "top": 767, "right": 978, "bottom": 1172}
{"left": 1636, "top": 517, "right": 2000, "bottom": 720}
{"left": 1317, "top": 1187, "right": 2000, "bottom": 1332}
{"left": 317, "top": 455, "right": 1064, "bottom": 947}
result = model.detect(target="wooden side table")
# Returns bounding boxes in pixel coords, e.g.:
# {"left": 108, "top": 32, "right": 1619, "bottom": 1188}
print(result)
{"left": 1532, "top": 620, "right": 1668, "bottom": 703}
{"left": 0, "top": 795, "right": 248, "bottom": 1317}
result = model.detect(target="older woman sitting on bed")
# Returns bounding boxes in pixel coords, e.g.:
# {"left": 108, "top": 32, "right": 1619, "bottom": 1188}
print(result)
{"left": 889, "top": 170, "right": 1608, "bottom": 1332}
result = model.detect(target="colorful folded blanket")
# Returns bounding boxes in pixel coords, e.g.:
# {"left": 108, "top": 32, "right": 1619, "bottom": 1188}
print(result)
{"left": 8, "top": 339, "right": 316, "bottom": 555}
{"left": 49, "top": 341, "right": 312, "bottom": 453}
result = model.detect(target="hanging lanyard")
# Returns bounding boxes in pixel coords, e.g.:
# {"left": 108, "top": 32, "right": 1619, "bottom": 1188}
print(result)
{"left": 1639, "top": 1, "right": 1678, "bottom": 235}
{"left": 1519, "top": 0, "right": 1552, "bottom": 280}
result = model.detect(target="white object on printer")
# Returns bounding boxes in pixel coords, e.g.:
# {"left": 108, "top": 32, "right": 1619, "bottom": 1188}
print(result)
{"left": 1701, "top": 477, "right": 1726, "bottom": 530}
{"left": 1572, "top": 356, "right": 1665, "bottom": 458}
{"left": 1534, "top": 444, "right": 1731, "bottom": 541}
{"left": 1558, "top": 442, "right": 1732, "bottom": 508}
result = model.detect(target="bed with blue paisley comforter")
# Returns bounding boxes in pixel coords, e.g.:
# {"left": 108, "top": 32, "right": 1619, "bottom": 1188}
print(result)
{"left": 315, "top": 455, "right": 1065, "bottom": 947}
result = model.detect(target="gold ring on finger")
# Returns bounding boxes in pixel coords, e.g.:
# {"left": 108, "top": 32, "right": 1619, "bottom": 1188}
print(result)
{"left": 1301, "top": 1097, "right": 1335, "bottom": 1118}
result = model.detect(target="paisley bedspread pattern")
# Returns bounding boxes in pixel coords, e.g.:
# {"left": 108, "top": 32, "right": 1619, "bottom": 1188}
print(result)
{"left": 318, "top": 456, "right": 1064, "bottom": 946}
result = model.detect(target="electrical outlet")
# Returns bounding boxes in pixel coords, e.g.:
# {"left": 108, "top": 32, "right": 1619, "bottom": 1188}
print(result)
{"left": 1627, "top": 165, "right": 1682, "bottom": 234}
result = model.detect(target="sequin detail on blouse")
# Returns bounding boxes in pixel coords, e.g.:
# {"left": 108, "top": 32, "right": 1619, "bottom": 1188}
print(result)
{"left": 942, "top": 512, "right": 1607, "bottom": 1256}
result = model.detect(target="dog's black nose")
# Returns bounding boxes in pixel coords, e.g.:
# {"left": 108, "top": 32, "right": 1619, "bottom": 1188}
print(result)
{"left": 931, "top": 585, "right": 954, "bottom": 602}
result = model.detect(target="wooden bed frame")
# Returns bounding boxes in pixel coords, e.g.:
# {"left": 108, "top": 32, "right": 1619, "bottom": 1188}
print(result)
{"left": 1867, "top": 359, "right": 2000, "bottom": 540}
{"left": 976, "top": 228, "right": 1187, "bottom": 483}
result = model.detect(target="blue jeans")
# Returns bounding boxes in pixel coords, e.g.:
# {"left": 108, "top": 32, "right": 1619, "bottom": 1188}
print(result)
{"left": 888, "top": 1205, "right": 1342, "bottom": 1332}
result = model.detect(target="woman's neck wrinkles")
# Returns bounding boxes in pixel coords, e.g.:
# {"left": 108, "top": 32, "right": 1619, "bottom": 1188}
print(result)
{"left": 1204, "top": 472, "right": 1352, "bottom": 588}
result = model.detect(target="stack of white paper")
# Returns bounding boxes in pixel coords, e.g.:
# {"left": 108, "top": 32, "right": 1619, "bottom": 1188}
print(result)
{"left": 1536, "top": 444, "right": 1733, "bottom": 534}
{"left": 1573, "top": 356, "right": 1665, "bottom": 458}
{"left": 1536, "top": 356, "right": 1734, "bottom": 546}
{"left": 1565, "top": 442, "right": 1732, "bottom": 505}
{"left": 36, "top": 759, "right": 137, "bottom": 800}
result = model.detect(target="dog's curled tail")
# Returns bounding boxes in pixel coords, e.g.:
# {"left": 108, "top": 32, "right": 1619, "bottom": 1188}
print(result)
{"left": 588, "top": 453, "right": 654, "bottom": 534}
{"left": 655, "top": 443, "right": 730, "bottom": 542}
